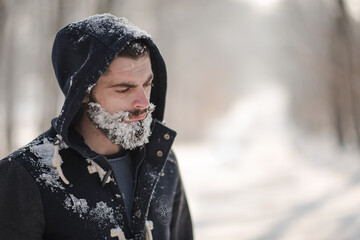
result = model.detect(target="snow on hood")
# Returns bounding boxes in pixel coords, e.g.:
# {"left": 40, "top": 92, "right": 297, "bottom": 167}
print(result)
{"left": 51, "top": 14, "right": 167, "bottom": 146}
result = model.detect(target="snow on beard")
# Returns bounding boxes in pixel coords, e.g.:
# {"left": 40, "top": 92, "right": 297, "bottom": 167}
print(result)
{"left": 87, "top": 102, "right": 155, "bottom": 150}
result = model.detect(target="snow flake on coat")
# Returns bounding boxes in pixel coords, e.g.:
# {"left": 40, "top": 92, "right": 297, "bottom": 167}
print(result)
{"left": 30, "top": 139, "right": 65, "bottom": 191}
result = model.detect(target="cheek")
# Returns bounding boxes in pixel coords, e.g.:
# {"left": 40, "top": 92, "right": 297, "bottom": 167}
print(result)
{"left": 106, "top": 100, "right": 129, "bottom": 114}
{"left": 93, "top": 92, "right": 126, "bottom": 114}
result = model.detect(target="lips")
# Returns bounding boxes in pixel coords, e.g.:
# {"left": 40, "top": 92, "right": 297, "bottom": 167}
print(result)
{"left": 122, "top": 104, "right": 155, "bottom": 123}
{"left": 126, "top": 112, "right": 148, "bottom": 122}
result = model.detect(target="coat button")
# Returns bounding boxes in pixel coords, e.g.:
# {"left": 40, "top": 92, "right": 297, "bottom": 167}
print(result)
{"left": 135, "top": 210, "right": 141, "bottom": 218}
{"left": 117, "top": 214, "right": 123, "bottom": 220}
{"left": 157, "top": 151, "right": 163, "bottom": 157}
{"left": 163, "top": 133, "right": 170, "bottom": 140}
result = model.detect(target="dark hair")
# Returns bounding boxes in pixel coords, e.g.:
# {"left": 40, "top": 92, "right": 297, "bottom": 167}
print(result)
{"left": 117, "top": 39, "right": 150, "bottom": 59}
{"left": 101, "top": 40, "right": 150, "bottom": 76}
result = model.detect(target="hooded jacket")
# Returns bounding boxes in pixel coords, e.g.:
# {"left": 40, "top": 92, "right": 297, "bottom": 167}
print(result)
{"left": 0, "top": 14, "right": 193, "bottom": 240}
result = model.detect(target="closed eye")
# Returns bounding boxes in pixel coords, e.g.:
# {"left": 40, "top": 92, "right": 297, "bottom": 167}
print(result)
{"left": 143, "top": 75, "right": 154, "bottom": 88}
{"left": 144, "top": 81, "right": 154, "bottom": 88}
{"left": 116, "top": 89, "right": 129, "bottom": 93}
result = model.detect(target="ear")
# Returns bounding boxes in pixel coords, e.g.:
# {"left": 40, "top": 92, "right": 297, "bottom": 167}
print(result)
{"left": 82, "top": 94, "right": 89, "bottom": 103}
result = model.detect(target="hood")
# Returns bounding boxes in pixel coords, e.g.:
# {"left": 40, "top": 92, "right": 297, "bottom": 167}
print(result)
{"left": 51, "top": 14, "right": 167, "bottom": 146}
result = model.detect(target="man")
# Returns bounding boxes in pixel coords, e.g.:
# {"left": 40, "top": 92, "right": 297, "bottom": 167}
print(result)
{"left": 0, "top": 14, "right": 193, "bottom": 240}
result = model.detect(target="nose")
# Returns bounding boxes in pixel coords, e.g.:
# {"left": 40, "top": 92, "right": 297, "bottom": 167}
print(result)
{"left": 133, "top": 87, "right": 150, "bottom": 109}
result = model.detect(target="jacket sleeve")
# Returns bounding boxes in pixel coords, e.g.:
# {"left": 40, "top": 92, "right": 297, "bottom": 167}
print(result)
{"left": 0, "top": 159, "right": 45, "bottom": 240}
{"left": 170, "top": 174, "right": 194, "bottom": 240}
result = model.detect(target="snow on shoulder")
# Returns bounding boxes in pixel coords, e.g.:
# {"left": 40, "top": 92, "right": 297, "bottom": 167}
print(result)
{"left": 30, "top": 139, "right": 65, "bottom": 191}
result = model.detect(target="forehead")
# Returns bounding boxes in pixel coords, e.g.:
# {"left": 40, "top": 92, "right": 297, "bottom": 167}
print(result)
{"left": 95, "top": 55, "right": 152, "bottom": 88}
{"left": 103, "top": 55, "right": 152, "bottom": 78}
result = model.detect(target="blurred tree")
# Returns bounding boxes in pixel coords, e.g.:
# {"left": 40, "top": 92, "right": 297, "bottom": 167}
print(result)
{"left": 0, "top": 0, "right": 5, "bottom": 154}
{"left": 96, "top": 0, "right": 117, "bottom": 13}
{"left": 38, "top": 1, "right": 64, "bottom": 133}
{"left": 330, "top": 0, "right": 360, "bottom": 147}
{"left": 1, "top": 0, "right": 15, "bottom": 153}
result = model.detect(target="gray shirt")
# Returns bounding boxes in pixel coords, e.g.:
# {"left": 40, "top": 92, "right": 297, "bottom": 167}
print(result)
{"left": 107, "top": 151, "right": 134, "bottom": 222}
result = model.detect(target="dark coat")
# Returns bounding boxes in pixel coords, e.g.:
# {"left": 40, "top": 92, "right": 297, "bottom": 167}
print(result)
{"left": 0, "top": 121, "right": 192, "bottom": 240}
{"left": 0, "top": 14, "right": 193, "bottom": 240}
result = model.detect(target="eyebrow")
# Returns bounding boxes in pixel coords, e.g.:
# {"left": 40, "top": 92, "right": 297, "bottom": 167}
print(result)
{"left": 110, "top": 74, "right": 154, "bottom": 88}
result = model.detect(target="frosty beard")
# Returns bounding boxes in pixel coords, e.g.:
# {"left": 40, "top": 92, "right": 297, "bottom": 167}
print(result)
{"left": 87, "top": 102, "right": 155, "bottom": 150}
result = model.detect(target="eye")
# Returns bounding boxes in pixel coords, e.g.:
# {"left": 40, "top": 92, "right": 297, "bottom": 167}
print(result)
{"left": 116, "top": 88, "right": 130, "bottom": 93}
{"left": 144, "top": 82, "right": 154, "bottom": 88}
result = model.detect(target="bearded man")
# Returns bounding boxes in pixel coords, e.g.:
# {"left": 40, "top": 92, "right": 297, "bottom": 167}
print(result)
{"left": 0, "top": 14, "right": 193, "bottom": 240}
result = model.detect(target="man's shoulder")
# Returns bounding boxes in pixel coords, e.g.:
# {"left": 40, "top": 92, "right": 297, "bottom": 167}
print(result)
{"left": 0, "top": 129, "right": 60, "bottom": 174}
{"left": 2, "top": 130, "right": 54, "bottom": 160}
{"left": 0, "top": 137, "right": 46, "bottom": 191}
{"left": 1, "top": 141, "right": 38, "bottom": 168}
{"left": 0, "top": 131, "right": 73, "bottom": 193}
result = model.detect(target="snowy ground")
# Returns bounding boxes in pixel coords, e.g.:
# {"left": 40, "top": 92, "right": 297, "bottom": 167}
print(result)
{"left": 174, "top": 84, "right": 360, "bottom": 240}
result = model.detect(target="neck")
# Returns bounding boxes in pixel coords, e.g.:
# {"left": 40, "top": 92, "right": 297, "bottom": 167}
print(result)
{"left": 75, "top": 108, "right": 121, "bottom": 155}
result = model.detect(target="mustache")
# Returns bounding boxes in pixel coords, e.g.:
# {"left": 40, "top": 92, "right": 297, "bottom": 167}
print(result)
{"left": 129, "top": 109, "right": 147, "bottom": 118}
{"left": 128, "top": 104, "right": 155, "bottom": 118}
{"left": 87, "top": 94, "right": 155, "bottom": 121}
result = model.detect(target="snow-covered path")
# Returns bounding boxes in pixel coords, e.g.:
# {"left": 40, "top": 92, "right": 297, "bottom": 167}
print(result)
{"left": 174, "top": 84, "right": 360, "bottom": 240}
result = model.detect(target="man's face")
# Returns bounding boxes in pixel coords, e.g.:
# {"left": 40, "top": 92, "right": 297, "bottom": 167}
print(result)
{"left": 85, "top": 55, "right": 155, "bottom": 150}
{"left": 91, "top": 55, "right": 154, "bottom": 119}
